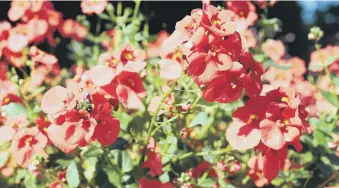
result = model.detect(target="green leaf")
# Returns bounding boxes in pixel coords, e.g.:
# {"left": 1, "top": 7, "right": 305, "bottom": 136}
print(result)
{"left": 1, "top": 103, "right": 28, "bottom": 116}
{"left": 66, "top": 161, "right": 80, "bottom": 188}
{"left": 198, "top": 178, "right": 216, "bottom": 187}
{"left": 83, "top": 145, "right": 103, "bottom": 158}
{"left": 190, "top": 112, "right": 209, "bottom": 127}
{"left": 97, "top": 13, "right": 112, "bottom": 21}
{"left": 0, "top": 153, "right": 9, "bottom": 168}
{"left": 104, "top": 166, "right": 122, "bottom": 187}
{"left": 266, "top": 59, "right": 291, "bottom": 70}
{"left": 82, "top": 158, "right": 98, "bottom": 182}
{"left": 321, "top": 90, "right": 339, "bottom": 107}
{"left": 119, "top": 151, "right": 133, "bottom": 172}
{"left": 333, "top": 76, "right": 339, "bottom": 86}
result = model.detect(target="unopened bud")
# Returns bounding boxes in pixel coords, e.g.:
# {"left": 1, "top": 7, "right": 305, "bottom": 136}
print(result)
{"left": 308, "top": 26, "right": 323, "bottom": 41}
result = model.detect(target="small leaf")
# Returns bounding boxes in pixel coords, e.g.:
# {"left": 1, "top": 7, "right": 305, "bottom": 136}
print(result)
{"left": 190, "top": 112, "right": 209, "bottom": 127}
{"left": 0, "top": 153, "right": 9, "bottom": 168}
{"left": 104, "top": 166, "right": 122, "bottom": 187}
{"left": 97, "top": 13, "right": 112, "bottom": 21}
{"left": 1, "top": 103, "right": 28, "bottom": 117}
{"left": 109, "top": 137, "right": 129, "bottom": 150}
{"left": 321, "top": 90, "right": 339, "bottom": 107}
{"left": 119, "top": 151, "right": 133, "bottom": 172}
{"left": 66, "top": 161, "right": 80, "bottom": 188}
{"left": 266, "top": 59, "right": 291, "bottom": 70}
{"left": 83, "top": 145, "right": 103, "bottom": 158}
{"left": 333, "top": 76, "right": 339, "bottom": 86}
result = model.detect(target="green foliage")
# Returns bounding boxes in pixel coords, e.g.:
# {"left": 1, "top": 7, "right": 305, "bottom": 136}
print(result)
{"left": 66, "top": 161, "right": 81, "bottom": 188}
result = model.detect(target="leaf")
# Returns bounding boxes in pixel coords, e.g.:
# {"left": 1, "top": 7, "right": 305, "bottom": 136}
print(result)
{"left": 66, "top": 161, "right": 80, "bottom": 188}
{"left": 97, "top": 13, "right": 112, "bottom": 21}
{"left": 109, "top": 137, "right": 129, "bottom": 150}
{"left": 119, "top": 151, "right": 133, "bottom": 172}
{"left": 190, "top": 112, "right": 209, "bottom": 127}
{"left": 333, "top": 76, "right": 339, "bottom": 86}
{"left": 82, "top": 158, "right": 98, "bottom": 182}
{"left": 83, "top": 145, "right": 103, "bottom": 158}
{"left": 0, "top": 153, "right": 9, "bottom": 168}
{"left": 198, "top": 178, "right": 216, "bottom": 188}
{"left": 104, "top": 166, "right": 122, "bottom": 187}
{"left": 321, "top": 90, "right": 339, "bottom": 107}
{"left": 1, "top": 103, "right": 28, "bottom": 117}
{"left": 266, "top": 59, "right": 291, "bottom": 70}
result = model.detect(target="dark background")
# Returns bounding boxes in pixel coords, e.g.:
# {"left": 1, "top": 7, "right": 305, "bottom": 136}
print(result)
{"left": 0, "top": 1, "right": 338, "bottom": 68}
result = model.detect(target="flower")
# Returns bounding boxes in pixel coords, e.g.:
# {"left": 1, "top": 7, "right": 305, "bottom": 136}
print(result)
{"left": 11, "top": 127, "right": 47, "bottom": 167}
{"left": 81, "top": 0, "right": 107, "bottom": 15}
{"left": 59, "top": 19, "right": 88, "bottom": 41}
{"left": 262, "top": 39, "right": 285, "bottom": 61}
{"left": 90, "top": 45, "right": 146, "bottom": 86}
{"left": 47, "top": 110, "right": 96, "bottom": 153}
{"left": 29, "top": 46, "right": 58, "bottom": 65}
{"left": 102, "top": 71, "right": 146, "bottom": 109}
{"left": 142, "top": 138, "right": 163, "bottom": 177}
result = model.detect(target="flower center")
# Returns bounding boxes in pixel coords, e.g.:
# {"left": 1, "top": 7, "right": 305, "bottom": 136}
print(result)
{"left": 247, "top": 114, "right": 257, "bottom": 124}
{"left": 281, "top": 97, "right": 289, "bottom": 103}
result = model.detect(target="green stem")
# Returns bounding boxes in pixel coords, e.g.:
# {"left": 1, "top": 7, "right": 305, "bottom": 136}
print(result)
{"left": 163, "top": 148, "right": 230, "bottom": 167}
{"left": 132, "top": 0, "right": 141, "bottom": 20}
{"left": 145, "top": 81, "right": 178, "bottom": 145}
{"left": 102, "top": 147, "right": 123, "bottom": 175}
{"left": 316, "top": 42, "right": 336, "bottom": 94}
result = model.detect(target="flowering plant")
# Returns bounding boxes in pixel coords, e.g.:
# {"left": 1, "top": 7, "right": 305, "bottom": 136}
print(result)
{"left": 0, "top": 1, "right": 339, "bottom": 187}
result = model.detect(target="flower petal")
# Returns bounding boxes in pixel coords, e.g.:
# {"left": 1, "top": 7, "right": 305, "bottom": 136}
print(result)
{"left": 260, "top": 119, "right": 285, "bottom": 150}
{"left": 89, "top": 65, "right": 115, "bottom": 86}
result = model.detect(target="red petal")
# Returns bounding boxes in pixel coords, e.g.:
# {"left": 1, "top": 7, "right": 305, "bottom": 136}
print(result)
{"left": 95, "top": 117, "right": 120, "bottom": 146}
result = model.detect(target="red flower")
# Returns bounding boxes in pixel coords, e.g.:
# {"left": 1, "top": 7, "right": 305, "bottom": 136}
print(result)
{"left": 91, "top": 93, "right": 120, "bottom": 146}
{"left": 47, "top": 110, "right": 96, "bottom": 153}
{"left": 262, "top": 147, "right": 287, "bottom": 182}
{"left": 142, "top": 138, "right": 162, "bottom": 177}
{"left": 142, "top": 150, "right": 163, "bottom": 177}
{"left": 102, "top": 71, "right": 145, "bottom": 109}
{"left": 191, "top": 161, "right": 218, "bottom": 179}
{"left": 239, "top": 51, "right": 264, "bottom": 98}
{"left": 139, "top": 177, "right": 173, "bottom": 188}
{"left": 202, "top": 62, "right": 244, "bottom": 103}
{"left": 11, "top": 127, "right": 47, "bottom": 167}
{"left": 247, "top": 154, "right": 268, "bottom": 187}
{"left": 59, "top": 19, "right": 88, "bottom": 41}
{"left": 226, "top": 97, "right": 267, "bottom": 150}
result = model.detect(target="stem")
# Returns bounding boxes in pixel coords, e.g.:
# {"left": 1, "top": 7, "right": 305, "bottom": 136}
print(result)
{"left": 163, "top": 148, "right": 230, "bottom": 167}
{"left": 145, "top": 81, "right": 178, "bottom": 145}
{"left": 132, "top": 0, "right": 141, "bottom": 20}
{"left": 150, "top": 115, "right": 179, "bottom": 136}
{"left": 101, "top": 147, "right": 122, "bottom": 175}
{"left": 316, "top": 42, "right": 336, "bottom": 94}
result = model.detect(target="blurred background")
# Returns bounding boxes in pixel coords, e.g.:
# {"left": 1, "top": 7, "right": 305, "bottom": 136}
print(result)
{"left": 0, "top": 1, "right": 339, "bottom": 68}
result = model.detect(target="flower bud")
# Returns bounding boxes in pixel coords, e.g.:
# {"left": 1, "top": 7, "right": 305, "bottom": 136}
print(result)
{"left": 308, "top": 26, "right": 323, "bottom": 41}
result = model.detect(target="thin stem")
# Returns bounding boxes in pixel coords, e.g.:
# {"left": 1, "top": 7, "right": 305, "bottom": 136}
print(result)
{"left": 132, "top": 0, "right": 141, "bottom": 21}
{"left": 163, "top": 148, "right": 230, "bottom": 167}
{"left": 101, "top": 147, "right": 123, "bottom": 176}
{"left": 150, "top": 115, "right": 179, "bottom": 136}
{"left": 316, "top": 42, "right": 336, "bottom": 94}
{"left": 145, "top": 81, "right": 178, "bottom": 145}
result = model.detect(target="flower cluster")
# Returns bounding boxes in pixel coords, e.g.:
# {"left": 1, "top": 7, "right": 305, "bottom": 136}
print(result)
{"left": 162, "top": 4, "right": 264, "bottom": 103}
{"left": 1, "top": 0, "right": 338, "bottom": 187}
{"left": 226, "top": 87, "right": 311, "bottom": 183}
